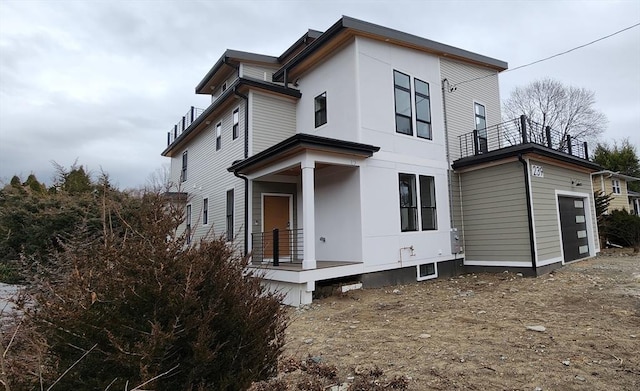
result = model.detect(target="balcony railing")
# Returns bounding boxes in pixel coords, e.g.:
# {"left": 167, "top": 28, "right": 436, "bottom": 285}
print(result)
{"left": 251, "top": 229, "right": 303, "bottom": 266}
{"left": 458, "top": 115, "right": 589, "bottom": 160}
{"left": 167, "top": 106, "right": 205, "bottom": 146}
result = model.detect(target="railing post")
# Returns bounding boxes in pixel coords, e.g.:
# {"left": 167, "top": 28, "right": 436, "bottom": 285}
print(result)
{"left": 174, "top": 124, "right": 178, "bottom": 139}
{"left": 167, "top": 132, "right": 170, "bottom": 146}
{"left": 181, "top": 116, "right": 186, "bottom": 132}
{"left": 190, "top": 106, "right": 195, "bottom": 122}
{"left": 583, "top": 141, "right": 589, "bottom": 160}
{"left": 567, "top": 135, "right": 572, "bottom": 155}
{"left": 520, "top": 115, "right": 528, "bottom": 144}
{"left": 545, "top": 126, "right": 552, "bottom": 148}
{"left": 473, "top": 129, "right": 479, "bottom": 155}
{"left": 272, "top": 228, "right": 279, "bottom": 266}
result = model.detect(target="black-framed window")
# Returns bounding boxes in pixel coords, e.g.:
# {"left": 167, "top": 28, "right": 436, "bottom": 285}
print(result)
{"left": 419, "top": 263, "right": 436, "bottom": 278}
{"left": 475, "top": 103, "right": 487, "bottom": 153}
{"left": 226, "top": 189, "right": 234, "bottom": 241}
{"left": 186, "top": 204, "right": 192, "bottom": 244}
{"left": 314, "top": 92, "right": 327, "bottom": 128}
{"left": 203, "top": 198, "right": 208, "bottom": 225}
{"left": 222, "top": 82, "right": 227, "bottom": 92}
{"left": 181, "top": 150, "right": 188, "bottom": 182}
{"left": 419, "top": 175, "right": 437, "bottom": 230}
{"left": 399, "top": 173, "right": 418, "bottom": 231}
{"left": 215, "top": 122, "right": 222, "bottom": 151}
{"left": 232, "top": 108, "right": 239, "bottom": 140}
{"left": 394, "top": 70, "right": 412, "bottom": 135}
{"left": 415, "top": 79, "right": 432, "bottom": 140}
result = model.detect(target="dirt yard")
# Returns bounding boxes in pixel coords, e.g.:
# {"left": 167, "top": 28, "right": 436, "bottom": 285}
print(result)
{"left": 284, "top": 251, "right": 640, "bottom": 390}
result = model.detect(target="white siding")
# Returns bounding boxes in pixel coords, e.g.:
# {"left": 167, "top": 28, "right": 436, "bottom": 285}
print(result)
{"left": 251, "top": 91, "right": 297, "bottom": 155}
{"left": 241, "top": 63, "right": 279, "bottom": 82}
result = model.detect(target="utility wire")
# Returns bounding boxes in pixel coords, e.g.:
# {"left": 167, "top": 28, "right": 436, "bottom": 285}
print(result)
{"left": 451, "top": 21, "right": 640, "bottom": 89}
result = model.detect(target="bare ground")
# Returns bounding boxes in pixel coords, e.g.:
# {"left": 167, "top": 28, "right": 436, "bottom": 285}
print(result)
{"left": 284, "top": 250, "right": 640, "bottom": 390}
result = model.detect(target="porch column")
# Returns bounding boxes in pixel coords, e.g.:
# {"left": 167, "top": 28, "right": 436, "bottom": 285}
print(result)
{"left": 301, "top": 159, "right": 316, "bottom": 270}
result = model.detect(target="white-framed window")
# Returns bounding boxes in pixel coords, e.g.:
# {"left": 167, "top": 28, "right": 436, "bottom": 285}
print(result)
{"left": 417, "top": 262, "right": 438, "bottom": 281}
{"left": 226, "top": 189, "right": 234, "bottom": 241}
{"left": 474, "top": 102, "right": 487, "bottom": 153}
{"left": 222, "top": 82, "right": 227, "bottom": 92}
{"left": 612, "top": 179, "right": 621, "bottom": 194}
{"left": 203, "top": 198, "right": 208, "bottom": 225}
{"left": 186, "top": 204, "right": 192, "bottom": 245}
{"left": 216, "top": 122, "right": 222, "bottom": 151}
{"left": 394, "top": 70, "right": 412, "bottom": 135}
{"left": 232, "top": 108, "right": 239, "bottom": 140}
{"left": 314, "top": 92, "right": 327, "bottom": 128}
{"left": 414, "top": 78, "right": 432, "bottom": 140}
{"left": 399, "top": 173, "right": 437, "bottom": 232}
{"left": 181, "top": 150, "right": 188, "bottom": 182}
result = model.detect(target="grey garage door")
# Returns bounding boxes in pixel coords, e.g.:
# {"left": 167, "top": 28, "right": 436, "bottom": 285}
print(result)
{"left": 558, "top": 196, "right": 590, "bottom": 262}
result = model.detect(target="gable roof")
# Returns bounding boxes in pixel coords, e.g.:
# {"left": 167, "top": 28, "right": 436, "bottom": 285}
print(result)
{"left": 592, "top": 170, "right": 640, "bottom": 182}
{"left": 273, "top": 16, "right": 508, "bottom": 82}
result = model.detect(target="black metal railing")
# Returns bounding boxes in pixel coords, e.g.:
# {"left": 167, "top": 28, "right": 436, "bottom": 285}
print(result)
{"left": 457, "top": 115, "right": 589, "bottom": 160}
{"left": 167, "top": 106, "right": 205, "bottom": 146}
{"left": 251, "top": 229, "right": 304, "bottom": 266}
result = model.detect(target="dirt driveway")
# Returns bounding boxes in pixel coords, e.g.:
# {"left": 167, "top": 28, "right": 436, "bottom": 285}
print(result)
{"left": 284, "top": 251, "right": 640, "bottom": 390}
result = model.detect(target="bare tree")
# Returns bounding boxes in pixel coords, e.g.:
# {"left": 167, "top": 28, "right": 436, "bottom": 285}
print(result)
{"left": 503, "top": 78, "right": 607, "bottom": 143}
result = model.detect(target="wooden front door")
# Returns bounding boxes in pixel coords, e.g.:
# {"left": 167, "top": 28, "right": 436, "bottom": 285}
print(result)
{"left": 263, "top": 195, "right": 291, "bottom": 258}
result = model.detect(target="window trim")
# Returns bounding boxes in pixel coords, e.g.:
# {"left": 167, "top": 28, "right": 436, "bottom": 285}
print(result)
{"left": 399, "top": 173, "right": 418, "bottom": 232}
{"left": 181, "top": 150, "right": 188, "bottom": 182}
{"left": 612, "top": 179, "right": 621, "bottom": 194}
{"left": 314, "top": 92, "right": 327, "bottom": 128}
{"left": 203, "top": 198, "right": 208, "bottom": 225}
{"left": 419, "top": 175, "right": 437, "bottom": 231}
{"left": 221, "top": 82, "right": 227, "bottom": 92}
{"left": 399, "top": 173, "right": 438, "bottom": 232}
{"left": 226, "top": 189, "right": 234, "bottom": 242}
{"left": 416, "top": 262, "right": 438, "bottom": 281}
{"left": 414, "top": 78, "right": 432, "bottom": 140}
{"left": 186, "top": 204, "right": 192, "bottom": 244}
{"left": 393, "top": 70, "right": 413, "bottom": 136}
{"left": 215, "top": 122, "right": 222, "bottom": 151}
{"left": 474, "top": 101, "right": 488, "bottom": 154}
{"left": 232, "top": 108, "right": 239, "bottom": 140}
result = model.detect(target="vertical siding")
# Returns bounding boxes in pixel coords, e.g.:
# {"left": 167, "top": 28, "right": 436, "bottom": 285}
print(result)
{"left": 251, "top": 181, "right": 298, "bottom": 235}
{"left": 241, "top": 64, "right": 279, "bottom": 82}
{"left": 251, "top": 91, "right": 297, "bottom": 154}
{"left": 440, "top": 58, "right": 501, "bottom": 162}
{"left": 530, "top": 160, "right": 598, "bottom": 262}
{"left": 460, "top": 162, "right": 531, "bottom": 263}
{"left": 168, "top": 99, "right": 247, "bottom": 252}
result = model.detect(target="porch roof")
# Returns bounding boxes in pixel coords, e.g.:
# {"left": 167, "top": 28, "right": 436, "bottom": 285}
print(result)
{"left": 227, "top": 134, "right": 379, "bottom": 175}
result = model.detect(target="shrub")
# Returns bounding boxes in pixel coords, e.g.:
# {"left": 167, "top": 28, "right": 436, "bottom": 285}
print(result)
{"left": 601, "top": 209, "right": 640, "bottom": 252}
{"left": 19, "top": 191, "right": 287, "bottom": 390}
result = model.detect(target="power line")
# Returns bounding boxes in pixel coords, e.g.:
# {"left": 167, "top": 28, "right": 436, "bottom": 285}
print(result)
{"left": 451, "top": 21, "right": 640, "bottom": 89}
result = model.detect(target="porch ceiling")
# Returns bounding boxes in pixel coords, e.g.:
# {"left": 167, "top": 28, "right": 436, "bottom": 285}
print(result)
{"left": 228, "top": 133, "right": 379, "bottom": 176}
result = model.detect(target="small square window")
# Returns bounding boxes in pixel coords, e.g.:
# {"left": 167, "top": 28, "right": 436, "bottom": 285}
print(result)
{"left": 314, "top": 92, "right": 327, "bottom": 128}
{"left": 417, "top": 262, "right": 437, "bottom": 281}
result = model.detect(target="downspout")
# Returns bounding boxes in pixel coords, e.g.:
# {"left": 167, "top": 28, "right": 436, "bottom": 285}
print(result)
{"left": 518, "top": 154, "right": 537, "bottom": 273}
{"left": 442, "top": 78, "right": 459, "bottom": 267}
{"left": 233, "top": 87, "right": 250, "bottom": 255}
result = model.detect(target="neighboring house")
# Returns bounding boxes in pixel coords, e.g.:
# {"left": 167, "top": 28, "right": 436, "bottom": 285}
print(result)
{"left": 592, "top": 170, "right": 640, "bottom": 214}
{"left": 162, "top": 16, "right": 601, "bottom": 306}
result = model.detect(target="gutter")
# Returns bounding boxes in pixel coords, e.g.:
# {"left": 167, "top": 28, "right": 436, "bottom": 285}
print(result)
{"left": 518, "top": 154, "right": 537, "bottom": 273}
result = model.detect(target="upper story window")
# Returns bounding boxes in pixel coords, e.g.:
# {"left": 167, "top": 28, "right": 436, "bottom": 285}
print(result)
{"left": 399, "top": 173, "right": 437, "bottom": 232}
{"left": 394, "top": 71, "right": 412, "bottom": 135}
{"left": 232, "top": 108, "right": 239, "bottom": 140}
{"left": 222, "top": 82, "right": 227, "bottom": 92}
{"left": 181, "top": 150, "right": 188, "bottom": 182}
{"left": 186, "top": 204, "right": 192, "bottom": 244}
{"left": 226, "top": 189, "right": 234, "bottom": 241}
{"left": 314, "top": 92, "right": 327, "bottom": 128}
{"left": 216, "top": 122, "right": 222, "bottom": 151}
{"left": 415, "top": 79, "right": 432, "bottom": 140}
{"left": 612, "top": 179, "right": 621, "bottom": 194}
{"left": 203, "top": 198, "right": 209, "bottom": 225}
{"left": 474, "top": 102, "right": 487, "bottom": 153}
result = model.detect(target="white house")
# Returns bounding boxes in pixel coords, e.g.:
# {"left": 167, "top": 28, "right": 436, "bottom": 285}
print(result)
{"left": 162, "top": 17, "right": 601, "bottom": 306}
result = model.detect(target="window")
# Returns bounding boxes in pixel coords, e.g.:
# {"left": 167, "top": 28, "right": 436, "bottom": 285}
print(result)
{"left": 474, "top": 103, "right": 487, "bottom": 153}
{"left": 417, "top": 262, "right": 437, "bottom": 281}
{"left": 232, "top": 108, "right": 239, "bottom": 140}
{"left": 399, "top": 173, "right": 418, "bottom": 231}
{"left": 399, "top": 173, "right": 437, "bottom": 232}
{"left": 226, "top": 189, "right": 234, "bottom": 241}
{"left": 612, "top": 179, "right": 621, "bottom": 194}
{"left": 419, "top": 175, "right": 437, "bottom": 230}
{"left": 221, "top": 82, "right": 227, "bottom": 92}
{"left": 216, "top": 122, "right": 222, "bottom": 151}
{"left": 181, "top": 151, "right": 188, "bottom": 182}
{"left": 186, "top": 204, "right": 192, "bottom": 244}
{"left": 394, "top": 70, "right": 412, "bottom": 135}
{"left": 203, "top": 198, "right": 208, "bottom": 225}
{"left": 414, "top": 79, "right": 432, "bottom": 139}
{"left": 314, "top": 92, "right": 327, "bottom": 128}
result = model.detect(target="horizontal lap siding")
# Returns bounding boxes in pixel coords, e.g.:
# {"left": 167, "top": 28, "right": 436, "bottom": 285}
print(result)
{"left": 460, "top": 162, "right": 531, "bottom": 262}
{"left": 241, "top": 64, "right": 279, "bottom": 82}
{"left": 251, "top": 92, "right": 297, "bottom": 154}
{"left": 529, "top": 160, "right": 595, "bottom": 261}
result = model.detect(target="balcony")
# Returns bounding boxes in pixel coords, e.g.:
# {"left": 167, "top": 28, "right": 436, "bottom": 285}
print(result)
{"left": 457, "top": 115, "right": 589, "bottom": 161}
{"left": 166, "top": 106, "right": 204, "bottom": 146}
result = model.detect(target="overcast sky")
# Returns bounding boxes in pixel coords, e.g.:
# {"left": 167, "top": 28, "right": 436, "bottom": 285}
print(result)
{"left": 1, "top": 0, "right": 639, "bottom": 189}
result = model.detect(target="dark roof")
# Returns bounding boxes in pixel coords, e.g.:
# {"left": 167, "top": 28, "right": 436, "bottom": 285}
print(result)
{"left": 273, "top": 16, "right": 508, "bottom": 81}
{"left": 278, "top": 29, "right": 324, "bottom": 63}
{"left": 451, "top": 143, "right": 602, "bottom": 171}
{"left": 228, "top": 133, "right": 380, "bottom": 175}
{"left": 163, "top": 78, "right": 301, "bottom": 157}
{"left": 195, "top": 49, "right": 279, "bottom": 94}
